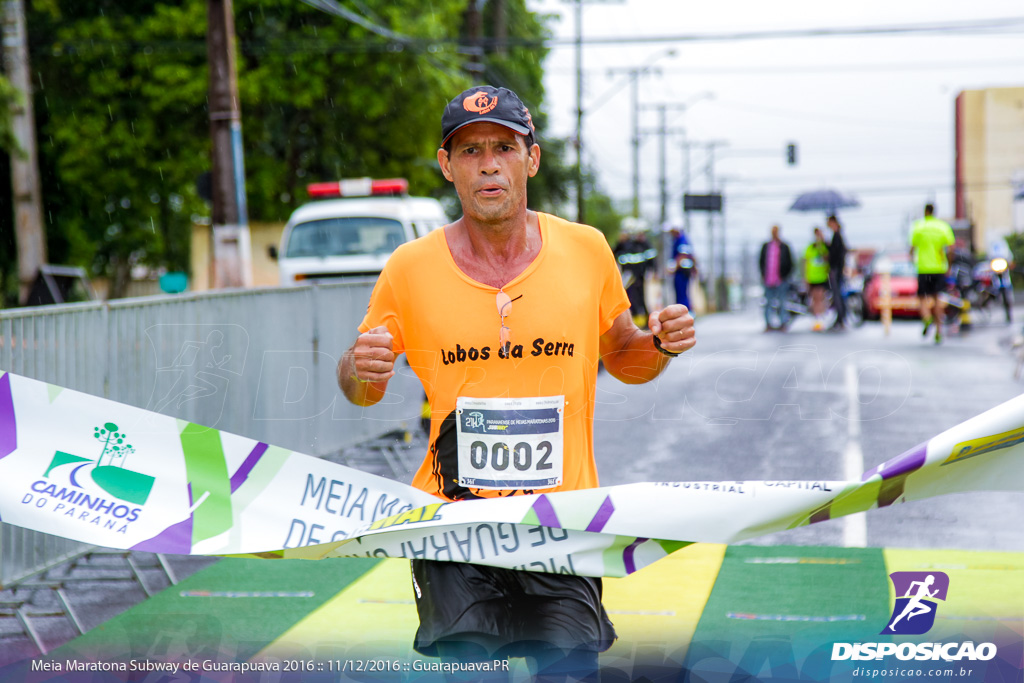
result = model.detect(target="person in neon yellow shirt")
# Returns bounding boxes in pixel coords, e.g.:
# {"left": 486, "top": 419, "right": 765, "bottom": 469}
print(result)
{"left": 910, "top": 203, "right": 955, "bottom": 344}
{"left": 804, "top": 227, "right": 830, "bottom": 331}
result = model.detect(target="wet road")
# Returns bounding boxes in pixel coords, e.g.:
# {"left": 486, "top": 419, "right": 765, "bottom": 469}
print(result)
{"left": 593, "top": 304, "right": 1024, "bottom": 551}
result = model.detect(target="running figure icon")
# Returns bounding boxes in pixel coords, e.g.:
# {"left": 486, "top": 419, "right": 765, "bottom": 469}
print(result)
{"left": 887, "top": 574, "right": 939, "bottom": 632}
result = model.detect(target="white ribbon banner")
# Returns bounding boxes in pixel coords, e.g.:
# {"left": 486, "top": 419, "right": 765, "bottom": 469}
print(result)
{"left": 1, "top": 370, "right": 1022, "bottom": 577}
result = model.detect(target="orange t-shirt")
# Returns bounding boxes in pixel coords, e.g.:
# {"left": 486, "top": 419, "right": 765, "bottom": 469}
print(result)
{"left": 358, "top": 212, "right": 630, "bottom": 501}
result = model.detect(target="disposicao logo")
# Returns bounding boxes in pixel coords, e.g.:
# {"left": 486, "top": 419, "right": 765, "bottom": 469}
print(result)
{"left": 884, "top": 571, "right": 948, "bottom": 635}
{"left": 832, "top": 570, "right": 997, "bottom": 663}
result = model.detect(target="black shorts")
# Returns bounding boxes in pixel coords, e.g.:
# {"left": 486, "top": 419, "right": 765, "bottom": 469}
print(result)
{"left": 918, "top": 273, "right": 945, "bottom": 297}
{"left": 410, "top": 560, "right": 616, "bottom": 658}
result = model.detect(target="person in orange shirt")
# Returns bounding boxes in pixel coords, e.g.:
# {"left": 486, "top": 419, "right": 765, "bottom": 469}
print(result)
{"left": 338, "top": 85, "right": 695, "bottom": 681}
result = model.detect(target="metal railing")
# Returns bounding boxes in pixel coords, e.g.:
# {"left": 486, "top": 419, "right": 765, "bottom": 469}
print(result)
{"left": 0, "top": 281, "right": 423, "bottom": 588}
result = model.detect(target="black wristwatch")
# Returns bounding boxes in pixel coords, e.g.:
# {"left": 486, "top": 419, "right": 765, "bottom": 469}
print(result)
{"left": 652, "top": 334, "right": 681, "bottom": 358}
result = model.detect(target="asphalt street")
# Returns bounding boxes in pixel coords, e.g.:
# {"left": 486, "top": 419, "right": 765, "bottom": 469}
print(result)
{"left": 3, "top": 302, "right": 1023, "bottom": 668}
{"left": 593, "top": 302, "right": 1024, "bottom": 551}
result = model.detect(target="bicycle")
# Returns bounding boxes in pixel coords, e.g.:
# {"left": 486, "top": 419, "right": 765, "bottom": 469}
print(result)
{"left": 781, "top": 282, "right": 864, "bottom": 329}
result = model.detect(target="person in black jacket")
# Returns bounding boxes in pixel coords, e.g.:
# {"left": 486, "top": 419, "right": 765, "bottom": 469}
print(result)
{"left": 827, "top": 215, "right": 848, "bottom": 330}
{"left": 614, "top": 229, "right": 656, "bottom": 327}
{"left": 759, "top": 224, "right": 794, "bottom": 331}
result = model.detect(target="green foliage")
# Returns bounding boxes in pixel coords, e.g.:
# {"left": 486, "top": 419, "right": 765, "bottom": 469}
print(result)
{"left": 0, "top": 76, "right": 22, "bottom": 306}
{"left": 29, "top": 1, "right": 210, "bottom": 292}
{"left": 19, "top": 1, "right": 564, "bottom": 297}
{"left": 585, "top": 181, "right": 627, "bottom": 244}
{"left": 236, "top": 0, "right": 469, "bottom": 220}
{"left": 1004, "top": 232, "right": 1024, "bottom": 289}
{"left": 0, "top": 77, "right": 21, "bottom": 156}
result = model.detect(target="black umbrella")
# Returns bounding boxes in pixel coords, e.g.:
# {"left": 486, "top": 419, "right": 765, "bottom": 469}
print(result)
{"left": 789, "top": 188, "right": 860, "bottom": 215}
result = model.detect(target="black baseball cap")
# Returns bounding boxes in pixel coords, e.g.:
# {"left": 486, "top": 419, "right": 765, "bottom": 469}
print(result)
{"left": 441, "top": 85, "right": 535, "bottom": 147}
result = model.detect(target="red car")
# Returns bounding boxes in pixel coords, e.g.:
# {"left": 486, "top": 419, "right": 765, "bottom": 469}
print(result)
{"left": 863, "top": 253, "right": 921, "bottom": 320}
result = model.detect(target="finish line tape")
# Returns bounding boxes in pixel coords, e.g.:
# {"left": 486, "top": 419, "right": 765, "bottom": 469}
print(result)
{"left": 1, "top": 370, "right": 1023, "bottom": 578}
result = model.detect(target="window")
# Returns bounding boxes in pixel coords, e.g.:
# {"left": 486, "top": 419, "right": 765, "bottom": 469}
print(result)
{"left": 286, "top": 217, "right": 405, "bottom": 258}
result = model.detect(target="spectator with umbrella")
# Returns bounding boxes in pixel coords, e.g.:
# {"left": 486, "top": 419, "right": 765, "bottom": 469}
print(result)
{"left": 789, "top": 188, "right": 860, "bottom": 216}
{"left": 827, "top": 215, "right": 848, "bottom": 330}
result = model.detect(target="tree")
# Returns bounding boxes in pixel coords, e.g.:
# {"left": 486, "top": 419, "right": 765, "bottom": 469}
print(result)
{"left": 1003, "top": 232, "right": 1024, "bottom": 289}
{"left": 584, "top": 177, "right": 627, "bottom": 245}
{"left": 0, "top": 75, "right": 24, "bottom": 305}
{"left": 27, "top": 2, "right": 211, "bottom": 296}
{"left": 21, "top": 1, "right": 568, "bottom": 298}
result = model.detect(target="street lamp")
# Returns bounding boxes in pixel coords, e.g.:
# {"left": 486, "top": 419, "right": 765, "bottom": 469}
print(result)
{"left": 598, "top": 49, "right": 678, "bottom": 218}
{"left": 562, "top": 0, "right": 626, "bottom": 225}
{"left": 643, "top": 90, "right": 714, "bottom": 225}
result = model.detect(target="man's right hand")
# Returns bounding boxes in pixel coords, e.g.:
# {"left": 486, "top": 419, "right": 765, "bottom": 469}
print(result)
{"left": 349, "top": 326, "right": 396, "bottom": 383}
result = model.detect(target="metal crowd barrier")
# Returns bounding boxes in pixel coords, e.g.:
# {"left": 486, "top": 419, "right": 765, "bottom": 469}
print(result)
{"left": 0, "top": 281, "right": 423, "bottom": 589}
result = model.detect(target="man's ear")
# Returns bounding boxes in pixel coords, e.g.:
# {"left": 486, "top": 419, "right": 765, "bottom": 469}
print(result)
{"left": 527, "top": 143, "right": 541, "bottom": 178}
{"left": 437, "top": 148, "right": 453, "bottom": 182}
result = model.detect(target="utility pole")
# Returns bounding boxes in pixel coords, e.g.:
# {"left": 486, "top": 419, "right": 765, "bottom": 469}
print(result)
{"left": 605, "top": 64, "right": 665, "bottom": 218}
{"left": 687, "top": 140, "right": 726, "bottom": 310}
{"left": 492, "top": 0, "right": 507, "bottom": 58}
{"left": 718, "top": 176, "right": 728, "bottom": 312}
{"left": 463, "top": 0, "right": 485, "bottom": 78}
{"left": 574, "top": 0, "right": 584, "bottom": 224}
{"left": 564, "top": 0, "right": 625, "bottom": 225}
{"left": 639, "top": 103, "right": 687, "bottom": 227}
{"left": 705, "top": 145, "right": 716, "bottom": 299}
{"left": 639, "top": 103, "right": 688, "bottom": 310}
{"left": 3, "top": 0, "right": 46, "bottom": 304}
{"left": 681, "top": 138, "right": 692, "bottom": 236}
{"left": 207, "top": 0, "right": 252, "bottom": 288}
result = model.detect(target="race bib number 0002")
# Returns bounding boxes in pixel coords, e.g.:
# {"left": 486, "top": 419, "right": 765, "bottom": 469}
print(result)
{"left": 456, "top": 396, "right": 564, "bottom": 490}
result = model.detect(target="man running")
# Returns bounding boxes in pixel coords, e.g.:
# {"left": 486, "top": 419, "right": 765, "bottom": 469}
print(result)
{"left": 887, "top": 574, "right": 939, "bottom": 632}
{"left": 337, "top": 85, "right": 695, "bottom": 681}
{"left": 910, "top": 203, "right": 955, "bottom": 344}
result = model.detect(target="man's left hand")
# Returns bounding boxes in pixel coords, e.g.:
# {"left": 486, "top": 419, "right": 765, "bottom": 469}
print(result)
{"left": 649, "top": 304, "right": 696, "bottom": 355}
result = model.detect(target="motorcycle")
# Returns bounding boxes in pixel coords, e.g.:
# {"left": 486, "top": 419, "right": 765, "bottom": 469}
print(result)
{"left": 972, "top": 256, "right": 1014, "bottom": 323}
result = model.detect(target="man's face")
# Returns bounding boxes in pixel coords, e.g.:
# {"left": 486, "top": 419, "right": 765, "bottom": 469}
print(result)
{"left": 828, "top": 218, "right": 839, "bottom": 231}
{"left": 438, "top": 122, "right": 540, "bottom": 226}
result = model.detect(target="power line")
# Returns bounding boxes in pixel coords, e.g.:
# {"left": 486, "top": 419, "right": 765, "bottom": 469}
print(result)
{"left": 528, "top": 16, "right": 1024, "bottom": 47}
{"left": 39, "top": 16, "right": 1024, "bottom": 57}
{"left": 722, "top": 180, "right": 1016, "bottom": 202}
{"left": 552, "top": 58, "right": 1024, "bottom": 76}
{"left": 709, "top": 99, "right": 947, "bottom": 131}
{"left": 298, "top": 0, "right": 411, "bottom": 43}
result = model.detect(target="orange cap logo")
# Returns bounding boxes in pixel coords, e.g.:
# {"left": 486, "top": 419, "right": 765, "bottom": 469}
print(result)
{"left": 463, "top": 91, "right": 498, "bottom": 115}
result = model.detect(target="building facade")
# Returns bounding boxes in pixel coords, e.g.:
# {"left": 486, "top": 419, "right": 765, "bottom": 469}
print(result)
{"left": 955, "top": 86, "right": 1024, "bottom": 254}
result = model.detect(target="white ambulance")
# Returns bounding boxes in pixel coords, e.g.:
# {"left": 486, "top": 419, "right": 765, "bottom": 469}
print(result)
{"left": 272, "top": 178, "right": 448, "bottom": 285}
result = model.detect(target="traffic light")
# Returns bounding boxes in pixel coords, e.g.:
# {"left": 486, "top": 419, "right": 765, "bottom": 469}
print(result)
{"left": 786, "top": 143, "right": 797, "bottom": 166}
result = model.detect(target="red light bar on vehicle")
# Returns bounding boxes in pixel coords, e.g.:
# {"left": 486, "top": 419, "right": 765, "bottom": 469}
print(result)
{"left": 306, "top": 177, "right": 409, "bottom": 199}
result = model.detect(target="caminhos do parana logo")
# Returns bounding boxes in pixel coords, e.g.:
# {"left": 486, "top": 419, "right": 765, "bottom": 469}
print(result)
{"left": 463, "top": 91, "right": 498, "bottom": 115}
{"left": 21, "top": 422, "right": 154, "bottom": 533}
{"left": 42, "top": 422, "right": 154, "bottom": 505}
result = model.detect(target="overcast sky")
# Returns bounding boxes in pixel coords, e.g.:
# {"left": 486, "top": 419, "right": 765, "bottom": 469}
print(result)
{"left": 527, "top": 0, "right": 1024, "bottom": 272}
